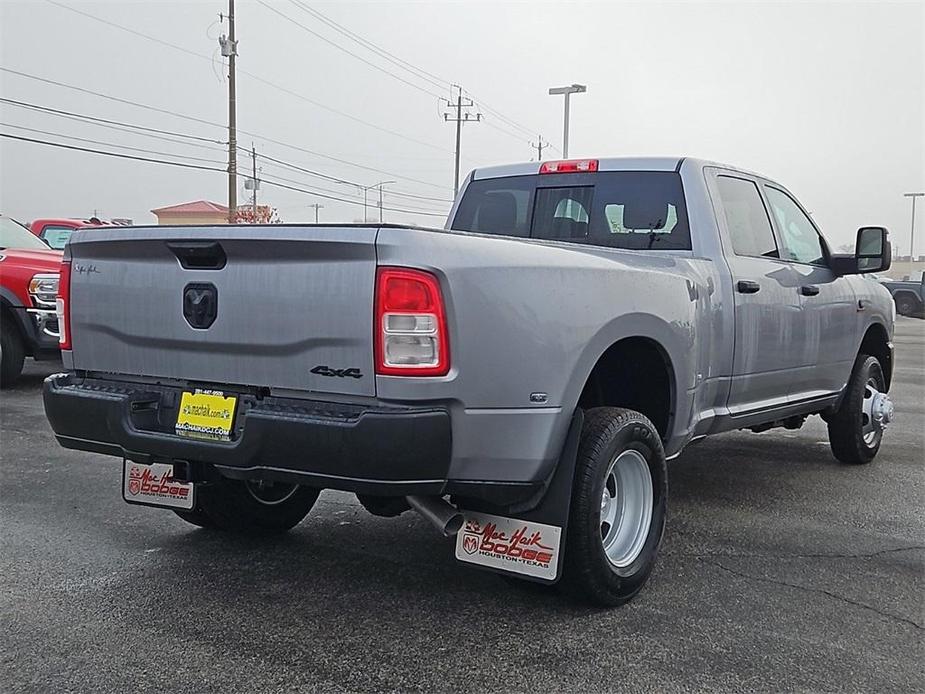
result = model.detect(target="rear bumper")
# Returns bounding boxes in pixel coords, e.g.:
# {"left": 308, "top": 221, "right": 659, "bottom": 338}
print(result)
{"left": 43, "top": 373, "right": 452, "bottom": 496}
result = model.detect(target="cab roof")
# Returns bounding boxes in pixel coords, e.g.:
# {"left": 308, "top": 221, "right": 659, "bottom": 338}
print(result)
{"left": 470, "top": 156, "right": 761, "bottom": 181}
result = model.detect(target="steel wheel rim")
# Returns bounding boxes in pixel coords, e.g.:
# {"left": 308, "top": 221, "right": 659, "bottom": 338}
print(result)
{"left": 861, "top": 368, "right": 886, "bottom": 447}
{"left": 244, "top": 480, "right": 299, "bottom": 506}
{"left": 600, "top": 449, "right": 654, "bottom": 568}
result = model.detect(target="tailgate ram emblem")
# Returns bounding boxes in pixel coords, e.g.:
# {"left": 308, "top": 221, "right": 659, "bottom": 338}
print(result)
{"left": 183, "top": 283, "right": 218, "bottom": 329}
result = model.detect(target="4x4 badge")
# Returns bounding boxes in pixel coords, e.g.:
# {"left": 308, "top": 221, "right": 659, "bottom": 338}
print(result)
{"left": 311, "top": 365, "right": 363, "bottom": 379}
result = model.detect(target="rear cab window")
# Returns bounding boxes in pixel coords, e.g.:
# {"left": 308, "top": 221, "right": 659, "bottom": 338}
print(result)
{"left": 451, "top": 171, "right": 691, "bottom": 250}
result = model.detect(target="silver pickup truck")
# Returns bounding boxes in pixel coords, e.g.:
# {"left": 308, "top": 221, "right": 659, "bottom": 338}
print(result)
{"left": 44, "top": 157, "right": 896, "bottom": 607}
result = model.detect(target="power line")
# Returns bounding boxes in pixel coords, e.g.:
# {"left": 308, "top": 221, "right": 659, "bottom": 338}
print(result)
{"left": 292, "top": 1, "right": 555, "bottom": 150}
{"left": 0, "top": 66, "right": 223, "bottom": 132}
{"left": 254, "top": 151, "right": 453, "bottom": 203}
{"left": 289, "top": 1, "right": 451, "bottom": 92}
{"left": 2, "top": 94, "right": 449, "bottom": 202}
{"left": 0, "top": 97, "right": 225, "bottom": 145}
{"left": 0, "top": 131, "right": 448, "bottom": 218}
{"left": 257, "top": 0, "right": 445, "bottom": 100}
{"left": 236, "top": 66, "right": 448, "bottom": 153}
{"left": 0, "top": 132, "right": 226, "bottom": 173}
{"left": 0, "top": 67, "right": 450, "bottom": 190}
{"left": 39, "top": 0, "right": 450, "bottom": 154}
{"left": 0, "top": 95, "right": 446, "bottom": 200}
{"left": 0, "top": 98, "right": 229, "bottom": 155}
{"left": 0, "top": 122, "right": 227, "bottom": 165}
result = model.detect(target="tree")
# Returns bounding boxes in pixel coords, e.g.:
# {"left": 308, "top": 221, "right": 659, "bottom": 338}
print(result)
{"left": 232, "top": 205, "right": 282, "bottom": 224}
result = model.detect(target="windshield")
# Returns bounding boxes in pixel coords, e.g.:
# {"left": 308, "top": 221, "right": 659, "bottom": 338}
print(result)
{"left": 0, "top": 217, "right": 52, "bottom": 251}
{"left": 451, "top": 171, "right": 692, "bottom": 251}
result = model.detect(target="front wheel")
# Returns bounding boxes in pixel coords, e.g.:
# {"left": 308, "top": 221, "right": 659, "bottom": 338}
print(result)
{"left": 560, "top": 407, "right": 668, "bottom": 607}
{"left": 827, "top": 354, "right": 892, "bottom": 465}
{"left": 0, "top": 316, "right": 26, "bottom": 388}
{"left": 179, "top": 476, "right": 320, "bottom": 533}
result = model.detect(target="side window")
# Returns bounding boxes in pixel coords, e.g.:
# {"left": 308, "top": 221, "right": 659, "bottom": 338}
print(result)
{"left": 715, "top": 176, "right": 778, "bottom": 258}
{"left": 764, "top": 187, "right": 827, "bottom": 266}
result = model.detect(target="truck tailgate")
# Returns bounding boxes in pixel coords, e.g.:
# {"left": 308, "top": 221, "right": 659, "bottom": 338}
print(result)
{"left": 66, "top": 226, "right": 378, "bottom": 397}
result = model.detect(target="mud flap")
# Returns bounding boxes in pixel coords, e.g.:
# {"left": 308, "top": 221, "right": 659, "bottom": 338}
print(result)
{"left": 122, "top": 459, "right": 196, "bottom": 510}
{"left": 454, "top": 409, "right": 583, "bottom": 584}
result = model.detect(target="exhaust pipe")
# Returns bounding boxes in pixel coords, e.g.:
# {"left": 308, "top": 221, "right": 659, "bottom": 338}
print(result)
{"left": 406, "top": 495, "right": 464, "bottom": 537}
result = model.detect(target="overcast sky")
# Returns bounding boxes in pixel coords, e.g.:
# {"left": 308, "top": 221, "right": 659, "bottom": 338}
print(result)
{"left": 1, "top": 0, "right": 922, "bottom": 253}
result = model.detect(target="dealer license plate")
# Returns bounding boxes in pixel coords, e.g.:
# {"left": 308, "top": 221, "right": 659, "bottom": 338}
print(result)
{"left": 175, "top": 389, "right": 237, "bottom": 440}
{"left": 123, "top": 460, "right": 194, "bottom": 510}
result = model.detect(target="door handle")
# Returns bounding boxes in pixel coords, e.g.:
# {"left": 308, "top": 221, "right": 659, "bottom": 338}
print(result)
{"left": 736, "top": 280, "right": 760, "bottom": 294}
{"left": 167, "top": 241, "right": 227, "bottom": 270}
{"left": 801, "top": 285, "right": 820, "bottom": 296}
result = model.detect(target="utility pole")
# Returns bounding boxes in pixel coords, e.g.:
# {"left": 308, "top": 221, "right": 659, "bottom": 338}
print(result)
{"left": 904, "top": 192, "right": 924, "bottom": 261}
{"left": 443, "top": 86, "right": 481, "bottom": 196}
{"left": 308, "top": 203, "right": 323, "bottom": 224}
{"left": 530, "top": 135, "right": 547, "bottom": 162}
{"left": 548, "top": 84, "right": 586, "bottom": 158}
{"left": 251, "top": 144, "right": 258, "bottom": 222}
{"left": 220, "top": 0, "right": 238, "bottom": 223}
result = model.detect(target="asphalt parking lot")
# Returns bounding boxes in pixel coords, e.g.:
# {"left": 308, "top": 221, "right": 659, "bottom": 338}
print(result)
{"left": 2, "top": 318, "right": 923, "bottom": 694}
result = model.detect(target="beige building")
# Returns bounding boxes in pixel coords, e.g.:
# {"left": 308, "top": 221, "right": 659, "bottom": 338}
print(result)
{"left": 151, "top": 200, "right": 228, "bottom": 225}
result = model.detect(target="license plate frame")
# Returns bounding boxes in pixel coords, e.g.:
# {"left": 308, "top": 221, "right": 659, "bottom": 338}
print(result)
{"left": 122, "top": 460, "right": 195, "bottom": 510}
{"left": 175, "top": 389, "right": 237, "bottom": 441}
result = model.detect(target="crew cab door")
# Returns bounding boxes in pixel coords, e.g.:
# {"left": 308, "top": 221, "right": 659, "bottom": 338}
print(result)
{"left": 710, "top": 172, "right": 803, "bottom": 415}
{"left": 762, "top": 184, "right": 858, "bottom": 398}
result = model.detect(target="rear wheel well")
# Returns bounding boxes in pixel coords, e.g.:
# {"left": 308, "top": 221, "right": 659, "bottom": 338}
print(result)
{"left": 859, "top": 323, "right": 892, "bottom": 389}
{"left": 577, "top": 337, "right": 674, "bottom": 440}
{"left": 893, "top": 290, "right": 922, "bottom": 308}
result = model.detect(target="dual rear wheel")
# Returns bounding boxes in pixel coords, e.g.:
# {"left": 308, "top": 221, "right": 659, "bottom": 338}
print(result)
{"left": 174, "top": 477, "right": 319, "bottom": 533}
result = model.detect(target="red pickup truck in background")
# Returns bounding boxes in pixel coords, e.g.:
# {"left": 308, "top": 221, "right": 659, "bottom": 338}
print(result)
{"left": 29, "top": 217, "right": 110, "bottom": 250}
{"left": 0, "top": 216, "right": 63, "bottom": 386}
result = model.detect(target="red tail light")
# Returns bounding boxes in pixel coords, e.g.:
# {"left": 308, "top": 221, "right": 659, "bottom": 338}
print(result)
{"left": 56, "top": 260, "right": 72, "bottom": 350}
{"left": 539, "top": 159, "right": 599, "bottom": 174}
{"left": 375, "top": 267, "right": 449, "bottom": 376}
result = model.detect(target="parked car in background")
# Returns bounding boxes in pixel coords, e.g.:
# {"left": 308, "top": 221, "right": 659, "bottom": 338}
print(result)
{"left": 29, "top": 217, "right": 109, "bottom": 250}
{"left": 880, "top": 274, "right": 925, "bottom": 316}
{"left": 0, "top": 216, "right": 62, "bottom": 385}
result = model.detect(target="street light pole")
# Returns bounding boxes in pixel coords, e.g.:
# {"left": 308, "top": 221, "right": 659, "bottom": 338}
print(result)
{"left": 378, "top": 180, "right": 395, "bottom": 224}
{"left": 548, "top": 84, "right": 586, "bottom": 158}
{"left": 904, "top": 192, "right": 924, "bottom": 261}
{"left": 360, "top": 181, "right": 396, "bottom": 224}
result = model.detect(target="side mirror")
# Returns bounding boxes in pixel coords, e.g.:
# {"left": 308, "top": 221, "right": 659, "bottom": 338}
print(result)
{"left": 856, "top": 226, "right": 891, "bottom": 273}
{"left": 831, "top": 226, "right": 892, "bottom": 275}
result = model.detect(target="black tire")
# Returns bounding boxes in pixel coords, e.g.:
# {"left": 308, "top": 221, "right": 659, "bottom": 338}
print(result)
{"left": 0, "top": 316, "right": 26, "bottom": 388}
{"left": 560, "top": 407, "right": 668, "bottom": 607}
{"left": 894, "top": 294, "right": 918, "bottom": 317}
{"left": 191, "top": 476, "right": 320, "bottom": 533}
{"left": 827, "top": 353, "right": 886, "bottom": 465}
{"left": 356, "top": 494, "right": 410, "bottom": 518}
{"left": 173, "top": 505, "right": 216, "bottom": 529}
